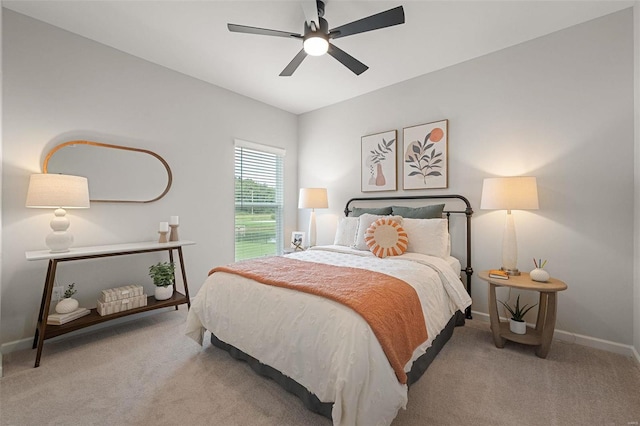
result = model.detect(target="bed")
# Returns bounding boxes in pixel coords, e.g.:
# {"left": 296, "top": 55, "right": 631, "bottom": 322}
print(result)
{"left": 186, "top": 195, "right": 474, "bottom": 425}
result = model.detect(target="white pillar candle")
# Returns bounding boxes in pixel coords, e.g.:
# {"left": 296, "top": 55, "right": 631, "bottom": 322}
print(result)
{"left": 169, "top": 216, "right": 179, "bottom": 225}
{"left": 159, "top": 222, "right": 169, "bottom": 232}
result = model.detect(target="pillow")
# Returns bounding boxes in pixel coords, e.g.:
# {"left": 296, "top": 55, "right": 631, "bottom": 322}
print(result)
{"left": 333, "top": 217, "right": 359, "bottom": 246}
{"left": 391, "top": 204, "right": 445, "bottom": 219}
{"left": 353, "top": 213, "right": 403, "bottom": 250}
{"left": 365, "top": 218, "right": 409, "bottom": 258}
{"left": 349, "top": 206, "right": 392, "bottom": 217}
{"left": 402, "top": 218, "right": 449, "bottom": 258}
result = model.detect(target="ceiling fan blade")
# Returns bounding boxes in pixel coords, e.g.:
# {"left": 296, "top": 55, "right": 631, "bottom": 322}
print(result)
{"left": 280, "top": 49, "right": 308, "bottom": 76}
{"left": 227, "top": 23, "right": 302, "bottom": 39}
{"left": 329, "top": 6, "right": 405, "bottom": 39}
{"left": 300, "top": 0, "right": 320, "bottom": 28}
{"left": 327, "top": 44, "right": 368, "bottom": 75}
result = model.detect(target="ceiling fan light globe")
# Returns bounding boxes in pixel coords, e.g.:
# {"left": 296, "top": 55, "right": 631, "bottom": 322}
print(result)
{"left": 303, "top": 37, "right": 329, "bottom": 56}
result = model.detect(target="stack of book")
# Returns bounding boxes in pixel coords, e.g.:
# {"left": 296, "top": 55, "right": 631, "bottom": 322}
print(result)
{"left": 488, "top": 269, "right": 509, "bottom": 280}
{"left": 47, "top": 307, "right": 90, "bottom": 325}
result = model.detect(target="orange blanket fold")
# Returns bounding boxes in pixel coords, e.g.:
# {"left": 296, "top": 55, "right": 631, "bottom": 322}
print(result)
{"left": 209, "top": 256, "right": 428, "bottom": 384}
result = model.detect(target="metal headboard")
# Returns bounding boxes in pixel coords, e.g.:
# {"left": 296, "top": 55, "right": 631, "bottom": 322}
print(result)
{"left": 344, "top": 194, "right": 473, "bottom": 319}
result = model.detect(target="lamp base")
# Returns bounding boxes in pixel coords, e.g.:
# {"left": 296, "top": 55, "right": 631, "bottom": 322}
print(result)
{"left": 501, "top": 267, "right": 521, "bottom": 276}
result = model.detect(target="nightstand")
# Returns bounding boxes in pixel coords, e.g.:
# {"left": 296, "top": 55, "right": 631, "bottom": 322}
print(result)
{"left": 478, "top": 270, "right": 567, "bottom": 358}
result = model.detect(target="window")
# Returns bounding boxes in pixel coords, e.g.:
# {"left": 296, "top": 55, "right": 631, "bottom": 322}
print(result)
{"left": 234, "top": 140, "right": 285, "bottom": 261}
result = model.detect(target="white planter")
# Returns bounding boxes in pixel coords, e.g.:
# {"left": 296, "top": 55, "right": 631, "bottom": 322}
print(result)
{"left": 509, "top": 318, "right": 527, "bottom": 335}
{"left": 55, "top": 297, "right": 79, "bottom": 314}
{"left": 154, "top": 284, "right": 174, "bottom": 301}
{"left": 530, "top": 268, "right": 550, "bottom": 282}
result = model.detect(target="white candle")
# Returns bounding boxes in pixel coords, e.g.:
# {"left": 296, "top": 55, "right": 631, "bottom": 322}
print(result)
{"left": 169, "top": 216, "right": 179, "bottom": 225}
{"left": 159, "top": 222, "right": 169, "bottom": 232}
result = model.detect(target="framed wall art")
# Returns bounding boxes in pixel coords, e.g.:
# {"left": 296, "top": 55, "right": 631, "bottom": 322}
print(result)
{"left": 403, "top": 119, "right": 448, "bottom": 190}
{"left": 361, "top": 130, "right": 397, "bottom": 192}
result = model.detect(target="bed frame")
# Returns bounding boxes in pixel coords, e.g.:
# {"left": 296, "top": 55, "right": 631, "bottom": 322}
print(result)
{"left": 210, "top": 194, "right": 474, "bottom": 420}
{"left": 345, "top": 194, "right": 474, "bottom": 319}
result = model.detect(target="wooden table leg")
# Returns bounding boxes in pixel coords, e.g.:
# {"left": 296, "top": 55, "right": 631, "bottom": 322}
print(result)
{"left": 536, "top": 292, "right": 557, "bottom": 358}
{"left": 488, "top": 283, "right": 506, "bottom": 348}
{"left": 535, "top": 290, "right": 548, "bottom": 332}
{"left": 178, "top": 247, "right": 191, "bottom": 309}
{"left": 34, "top": 259, "right": 58, "bottom": 367}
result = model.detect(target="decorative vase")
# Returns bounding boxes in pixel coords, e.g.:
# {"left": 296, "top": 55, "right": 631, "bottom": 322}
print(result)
{"left": 154, "top": 284, "right": 173, "bottom": 301}
{"left": 55, "top": 297, "right": 79, "bottom": 314}
{"left": 530, "top": 268, "right": 550, "bottom": 282}
{"left": 375, "top": 163, "right": 386, "bottom": 186}
{"left": 509, "top": 318, "right": 526, "bottom": 335}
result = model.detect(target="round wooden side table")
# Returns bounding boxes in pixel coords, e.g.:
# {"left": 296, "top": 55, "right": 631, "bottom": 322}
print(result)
{"left": 478, "top": 270, "right": 567, "bottom": 358}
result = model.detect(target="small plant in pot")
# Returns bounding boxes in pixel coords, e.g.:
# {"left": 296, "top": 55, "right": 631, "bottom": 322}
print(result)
{"left": 55, "top": 283, "right": 79, "bottom": 314}
{"left": 499, "top": 295, "right": 537, "bottom": 335}
{"left": 149, "top": 262, "right": 175, "bottom": 301}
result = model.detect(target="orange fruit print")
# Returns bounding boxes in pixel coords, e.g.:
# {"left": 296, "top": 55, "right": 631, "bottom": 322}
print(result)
{"left": 430, "top": 127, "right": 444, "bottom": 142}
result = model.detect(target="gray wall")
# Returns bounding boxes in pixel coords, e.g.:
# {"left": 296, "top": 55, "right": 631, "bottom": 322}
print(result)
{"left": 299, "top": 10, "right": 635, "bottom": 346}
{"left": 634, "top": 2, "right": 640, "bottom": 357}
{"left": 1, "top": 10, "right": 298, "bottom": 346}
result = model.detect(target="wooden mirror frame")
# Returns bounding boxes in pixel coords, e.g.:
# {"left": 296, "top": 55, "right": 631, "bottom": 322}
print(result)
{"left": 43, "top": 140, "right": 173, "bottom": 203}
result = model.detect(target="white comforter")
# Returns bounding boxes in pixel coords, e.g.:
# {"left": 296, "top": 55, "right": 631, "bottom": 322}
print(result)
{"left": 185, "top": 246, "right": 471, "bottom": 426}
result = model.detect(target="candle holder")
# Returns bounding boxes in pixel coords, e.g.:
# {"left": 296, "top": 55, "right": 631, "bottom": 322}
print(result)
{"left": 158, "top": 230, "right": 169, "bottom": 243}
{"left": 169, "top": 224, "right": 179, "bottom": 242}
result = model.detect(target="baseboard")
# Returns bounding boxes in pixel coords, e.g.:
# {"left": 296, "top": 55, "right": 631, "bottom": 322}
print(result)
{"left": 1, "top": 307, "right": 175, "bottom": 355}
{"left": 470, "top": 310, "right": 639, "bottom": 361}
{"left": 632, "top": 346, "right": 640, "bottom": 366}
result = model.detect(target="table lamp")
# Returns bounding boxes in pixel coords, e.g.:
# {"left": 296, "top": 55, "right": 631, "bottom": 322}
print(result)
{"left": 26, "top": 173, "right": 90, "bottom": 252}
{"left": 298, "top": 188, "right": 328, "bottom": 247}
{"left": 480, "top": 176, "right": 538, "bottom": 275}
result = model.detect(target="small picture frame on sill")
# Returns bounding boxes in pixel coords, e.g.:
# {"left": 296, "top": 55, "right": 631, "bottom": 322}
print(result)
{"left": 291, "top": 231, "right": 306, "bottom": 251}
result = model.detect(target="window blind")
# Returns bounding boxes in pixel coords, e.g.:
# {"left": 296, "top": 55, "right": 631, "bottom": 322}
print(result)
{"left": 234, "top": 142, "right": 284, "bottom": 261}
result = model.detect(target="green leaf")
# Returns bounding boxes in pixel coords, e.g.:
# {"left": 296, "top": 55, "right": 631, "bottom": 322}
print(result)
{"left": 427, "top": 171, "right": 442, "bottom": 176}
{"left": 412, "top": 145, "right": 421, "bottom": 154}
{"left": 408, "top": 171, "right": 422, "bottom": 176}
{"left": 425, "top": 143, "right": 434, "bottom": 150}
{"left": 433, "top": 159, "right": 442, "bottom": 165}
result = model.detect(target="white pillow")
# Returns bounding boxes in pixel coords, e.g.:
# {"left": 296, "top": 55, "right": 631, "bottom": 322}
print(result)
{"left": 353, "top": 213, "right": 403, "bottom": 251}
{"left": 333, "top": 217, "right": 359, "bottom": 246}
{"left": 402, "top": 218, "right": 449, "bottom": 258}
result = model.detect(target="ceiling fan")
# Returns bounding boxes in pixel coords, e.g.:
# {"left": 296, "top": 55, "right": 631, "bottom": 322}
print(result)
{"left": 227, "top": 1, "right": 405, "bottom": 76}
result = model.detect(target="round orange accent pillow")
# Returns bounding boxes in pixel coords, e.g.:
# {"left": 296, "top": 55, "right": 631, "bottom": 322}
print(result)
{"left": 364, "top": 218, "right": 409, "bottom": 258}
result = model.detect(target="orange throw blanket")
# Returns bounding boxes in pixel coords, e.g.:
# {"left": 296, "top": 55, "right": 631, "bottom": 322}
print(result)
{"left": 209, "top": 256, "right": 428, "bottom": 384}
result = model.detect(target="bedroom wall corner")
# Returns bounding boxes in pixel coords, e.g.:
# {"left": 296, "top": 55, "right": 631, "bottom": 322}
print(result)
{"left": 298, "top": 9, "right": 635, "bottom": 348}
{"left": 633, "top": 1, "right": 640, "bottom": 364}
{"left": 0, "top": 9, "right": 298, "bottom": 350}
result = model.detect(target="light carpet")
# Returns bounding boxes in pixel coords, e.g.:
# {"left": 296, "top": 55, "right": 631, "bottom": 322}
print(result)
{"left": 1, "top": 308, "right": 639, "bottom": 425}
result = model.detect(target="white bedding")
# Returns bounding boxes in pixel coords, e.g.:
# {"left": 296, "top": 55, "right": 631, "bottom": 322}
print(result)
{"left": 186, "top": 245, "right": 471, "bottom": 426}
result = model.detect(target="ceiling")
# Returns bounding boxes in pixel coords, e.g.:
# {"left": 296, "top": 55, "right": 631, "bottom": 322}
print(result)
{"left": 4, "top": 1, "right": 633, "bottom": 115}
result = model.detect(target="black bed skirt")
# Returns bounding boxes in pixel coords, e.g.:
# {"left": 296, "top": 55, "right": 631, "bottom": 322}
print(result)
{"left": 210, "top": 310, "right": 465, "bottom": 420}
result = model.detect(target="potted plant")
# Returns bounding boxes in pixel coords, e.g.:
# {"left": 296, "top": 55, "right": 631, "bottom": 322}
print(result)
{"left": 499, "top": 295, "right": 537, "bottom": 335}
{"left": 149, "top": 262, "right": 175, "bottom": 301}
{"left": 55, "top": 283, "right": 79, "bottom": 314}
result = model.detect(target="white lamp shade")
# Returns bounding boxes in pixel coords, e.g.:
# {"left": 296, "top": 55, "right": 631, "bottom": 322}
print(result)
{"left": 298, "top": 188, "right": 328, "bottom": 209}
{"left": 26, "top": 174, "right": 90, "bottom": 209}
{"left": 480, "top": 177, "right": 539, "bottom": 211}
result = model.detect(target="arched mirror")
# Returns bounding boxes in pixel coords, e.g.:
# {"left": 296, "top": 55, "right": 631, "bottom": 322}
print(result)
{"left": 43, "top": 140, "right": 173, "bottom": 203}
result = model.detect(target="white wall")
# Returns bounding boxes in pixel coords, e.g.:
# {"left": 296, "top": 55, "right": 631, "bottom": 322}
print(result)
{"left": 1, "top": 10, "right": 298, "bottom": 346}
{"left": 0, "top": 3, "right": 4, "bottom": 376}
{"left": 299, "top": 10, "right": 635, "bottom": 346}
{"left": 634, "top": 2, "right": 640, "bottom": 359}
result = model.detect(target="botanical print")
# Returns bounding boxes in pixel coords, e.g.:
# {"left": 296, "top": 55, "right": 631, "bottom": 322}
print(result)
{"left": 403, "top": 120, "right": 448, "bottom": 189}
{"left": 361, "top": 130, "right": 397, "bottom": 192}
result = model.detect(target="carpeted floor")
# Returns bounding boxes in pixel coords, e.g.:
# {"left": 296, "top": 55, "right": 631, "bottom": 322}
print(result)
{"left": 1, "top": 308, "right": 639, "bottom": 426}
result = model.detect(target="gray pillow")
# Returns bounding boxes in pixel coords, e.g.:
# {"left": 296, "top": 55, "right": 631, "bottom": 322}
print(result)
{"left": 391, "top": 204, "right": 445, "bottom": 219}
{"left": 349, "top": 206, "right": 392, "bottom": 217}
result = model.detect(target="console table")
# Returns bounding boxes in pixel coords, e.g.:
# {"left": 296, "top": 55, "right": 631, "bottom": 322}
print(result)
{"left": 26, "top": 240, "right": 195, "bottom": 367}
